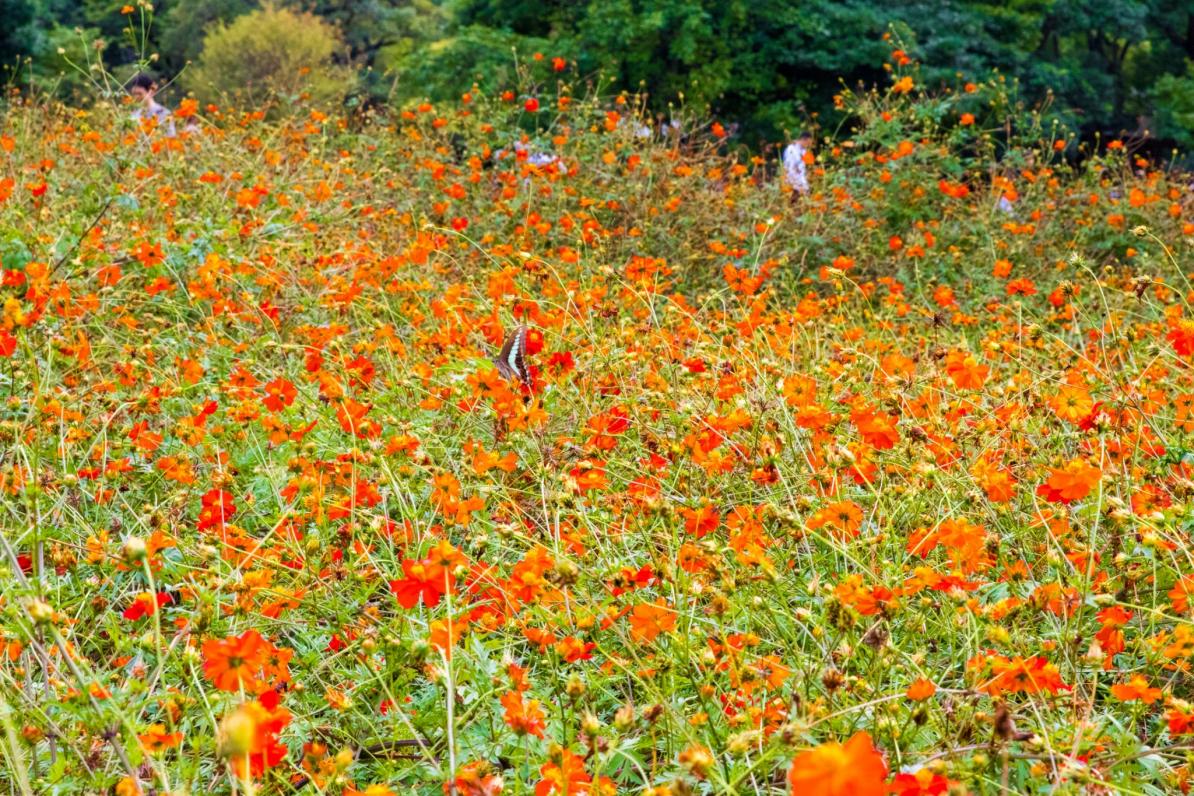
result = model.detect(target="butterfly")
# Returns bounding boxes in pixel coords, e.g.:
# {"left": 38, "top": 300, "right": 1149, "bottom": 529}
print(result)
{"left": 492, "top": 324, "right": 531, "bottom": 388}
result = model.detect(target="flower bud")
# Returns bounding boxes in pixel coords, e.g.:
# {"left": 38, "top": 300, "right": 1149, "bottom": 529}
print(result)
{"left": 26, "top": 599, "right": 54, "bottom": 625}
{"left": 218, "top": 706, "right": 257, "bottom": 759}
{"left": 122, "top": 536, "right": 147, "bottom": 564}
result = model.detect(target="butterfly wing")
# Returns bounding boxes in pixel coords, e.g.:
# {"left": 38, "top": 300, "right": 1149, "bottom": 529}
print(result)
{"left": 492, "top": 325, "right": 530, "bottom": 387}
{"left": 492, "top": 331, "right": 516, "bottom": 380}
{"left": 509, "top": 326, "right": 529, "bottom": 386}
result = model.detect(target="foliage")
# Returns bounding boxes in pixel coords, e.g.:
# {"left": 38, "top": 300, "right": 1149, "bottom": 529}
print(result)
{"left": 1153, "top": 65, "right": 1194, "bottom": 153}
{"left": 4, "top": 2, "right": 1194, "bottom": 150}
{"left": 184, "top": 3, "right": 357, "bottom": 109}
{"left": 442, "top": 0, "right": 1194, "bottom": 145}
{"left": 392, "top": 24, "right": 553, "bottom": 105}
{"left": 1, "top": 57, "right": 1194, "bottom": 796}
{"left": 156, "top": 0, "right": 255, "bottom": 75}
{"left": 0, "top": 0, "right": 41, "bottom": 67}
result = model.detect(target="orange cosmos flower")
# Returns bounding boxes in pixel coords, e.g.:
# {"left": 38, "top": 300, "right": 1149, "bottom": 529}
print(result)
{"left": 1170, "top": 576, "right": 1194, "bottom": 614}
{"left": 944, "top": 350, "right": 989, "bottom": 390}
{"left": 1094, "top": 606, "right": 1131, "bottom": 668}
{"left": 628, "top": 600, "right": 677, "bottom": 643}
{"left": 971, "top": 653, "right": 1070, "bottom": 696}
{"left": 569, "top": 459, "right": 608, "bottom": 494}
{"left": 122, "top": 591, "right": 170, "bottom": 621}
{"left": 906, "top": 678, "right": 937, "bottom": 701}
{"left": 787, "top": 731, "right": 888, "bottom": 796}
{"left": 1110, "top": 675, "right": 1163, "bottom": 704}
{"left": 501, "top": 690, "right": 546, "bottom": 737}
{"left": 137, "top": 724, "right": 183, "bottom": 753}
{"left": 808, "top": 500, "right": 864, "bottom": 539}
{"left": 202, "top": 629, "right": 270, "bottom": 692}
{"left": 1036, "top": 459, "right": 1102, "bottom": 504}
{"left": 451, "top": 760, "right": 505, "bottom": 796}
{"left": 536, "top": 748, "right": 593, "bottom": 796}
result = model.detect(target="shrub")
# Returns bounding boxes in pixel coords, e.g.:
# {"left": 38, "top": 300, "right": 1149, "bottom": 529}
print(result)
{"left": 185, "top": 3, "right": 355, "bottom": 109}
{"left": 391, "top": 25, "right": 553, "bottom": 104}
{"left": 1152, "top": 65, "right": 1194, "bottom": 155}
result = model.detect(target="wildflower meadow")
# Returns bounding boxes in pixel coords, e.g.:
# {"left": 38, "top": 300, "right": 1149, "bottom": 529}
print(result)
{"left": 2, "top": 48, "right": 1194, "bottom": 796}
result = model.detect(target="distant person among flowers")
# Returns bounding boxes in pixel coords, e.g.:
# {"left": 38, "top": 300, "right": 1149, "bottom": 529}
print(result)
{"left": 783, "top": 130, "right": 814, "bottom": 203}
{"left": 127, "top": 72, "right": 175, "bottom": 136}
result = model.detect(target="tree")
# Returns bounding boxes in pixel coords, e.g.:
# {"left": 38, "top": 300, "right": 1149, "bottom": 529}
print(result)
{"left": 296, "top": 0, "right": 448, "bottom": 64}
{"left": 157, "top": 0, "right": 256, "bottom": 74}
{"left": 185, "top": 3, "right": 356, "bottom": 108}
{"left": 0, "top": 0, "right": 40, "bottom": 68}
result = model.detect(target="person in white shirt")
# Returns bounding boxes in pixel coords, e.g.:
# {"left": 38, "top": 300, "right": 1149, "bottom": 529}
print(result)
{"left": 782, "top": 131, "right": 814, "bottom": 204}
{"left": 128, "top": 73, "right": 176, "bottom": 137}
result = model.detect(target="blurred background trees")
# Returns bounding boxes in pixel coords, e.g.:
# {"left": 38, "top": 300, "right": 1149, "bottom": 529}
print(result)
{"left": 183, "top": 4, "right": 357, "bottom": 108}
{"left": 2, "top": 0, "right": 1193, "bottom": 150}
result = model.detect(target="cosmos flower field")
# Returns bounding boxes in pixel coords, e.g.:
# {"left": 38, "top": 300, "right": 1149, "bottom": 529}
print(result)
{"left": 2, "top": 66, "right": 1194, "bottom": 795}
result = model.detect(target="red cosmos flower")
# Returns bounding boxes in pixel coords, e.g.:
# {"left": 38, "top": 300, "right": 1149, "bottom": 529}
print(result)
{"left": 1076, "top": 400, "right": 1106, "bottom": 431}
{"left": 261, "top": 377, "right": 297, "bottom": 412}
{"left": 131, "top": 241, "right": 164, "bottom": 268}
{"left": 221, "top": 691, "right": 291, "bottom": 779}
{"left": 1094, "top": 606, "right": 1131, "bottom": 668}
{"left": 585, "top": 407, "right": 630, "bottom": 450}
{"left": 524, "top": 98, "right": 539, "bottom": 113}
{"left": 389, "top": 558, "right": 449, "bottom": 609}
{"left": 679, "top": 505, "right": 719, "bottom": 537}
{"left": 889, "top": 769, "right": 956, "bottom": 795}
{"left": 524, "top": 326, "right": 545, "bottom": 355}
{"left": 1168, "top": 707, "right": 1194, "bottom": 735}
{"left": 197, "top": 488, "right": 237, "bottom": 532}
{"left": 1167, "top": 317, "right": 1194, "bottom": 356}
{"left": 122, "top": 591, "right": 171, "bottom": 621}
{"left": 850, "top": 405, "right": 899, "bottom": 450}
{"left": 0, "top": 329, "right": 16, "bottom": 357}
{"left": 545, "top": 350, "right": 574, "bottom": 376}
{"left": 609, "top": 564, "right": 655, "bottom": 596}
{"left": 555, "top": 635, "right": 596, "bottom": 662}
